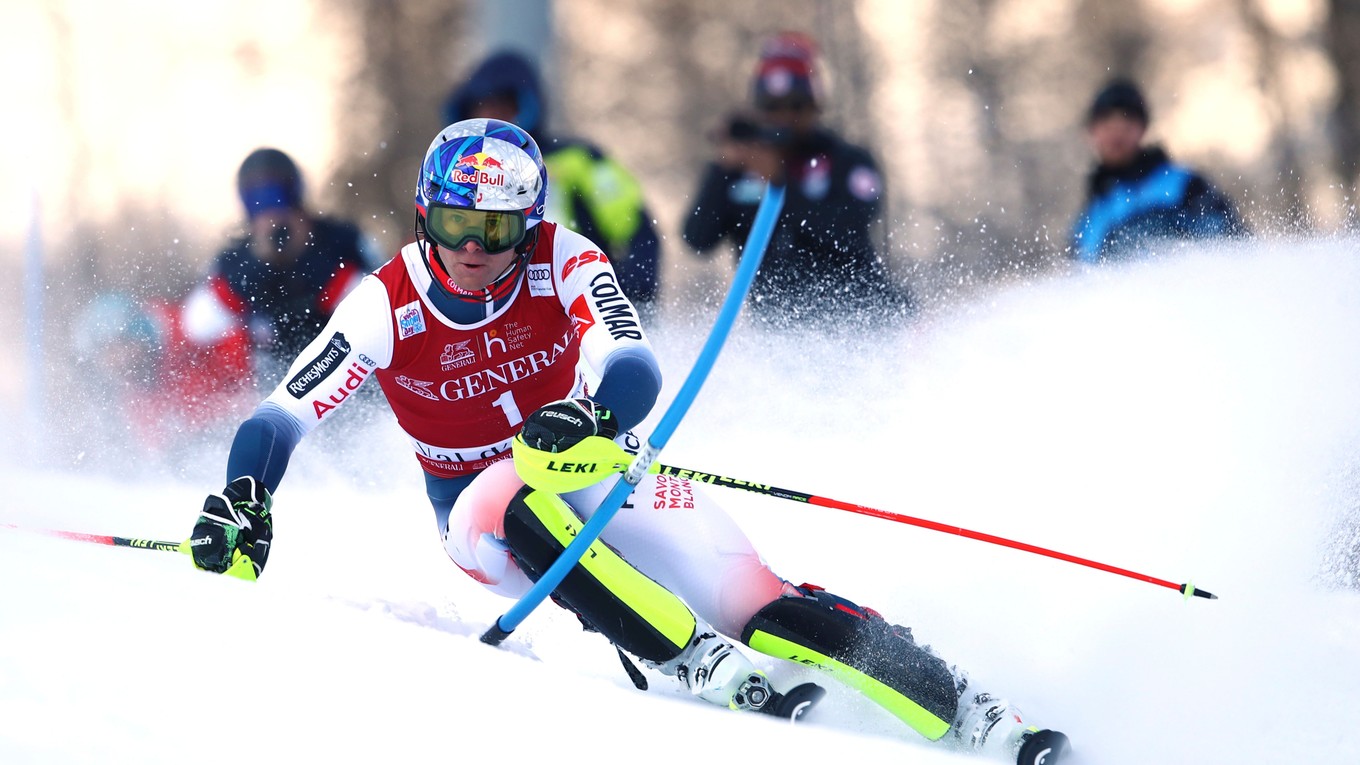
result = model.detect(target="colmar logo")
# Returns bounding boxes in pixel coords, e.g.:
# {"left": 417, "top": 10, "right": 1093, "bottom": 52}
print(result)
{"left": 588, "top": 272, "right": 643, "bottom": 340}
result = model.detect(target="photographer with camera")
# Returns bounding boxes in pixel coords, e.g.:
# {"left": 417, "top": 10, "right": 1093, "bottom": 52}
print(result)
{"left": 682, "top": 31, "right": 909, "bottom": 326}
{"left": 181, "top": 148, "right": 378, "bottom": 381}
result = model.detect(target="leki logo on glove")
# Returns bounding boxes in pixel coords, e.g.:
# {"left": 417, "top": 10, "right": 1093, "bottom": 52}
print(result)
{"left": 544, "top": 460, "right": 598, "bottom": 474}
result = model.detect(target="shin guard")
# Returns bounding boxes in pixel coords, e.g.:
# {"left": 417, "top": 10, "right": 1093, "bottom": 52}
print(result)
{"left": 740, "top": 585, "right": 959, "bottom": 740}
{"left": 502, "top": 486, "right": 696, "bottom": 663}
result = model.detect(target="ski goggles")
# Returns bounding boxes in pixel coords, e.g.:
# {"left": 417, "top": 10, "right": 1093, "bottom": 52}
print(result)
{"left": 424, "top": 204, "right": 528, "bottom": 253}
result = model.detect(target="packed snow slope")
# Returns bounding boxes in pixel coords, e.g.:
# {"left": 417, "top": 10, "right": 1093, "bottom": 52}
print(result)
{"left": 4, "top": 237, "right": 1360, "bottom": 764}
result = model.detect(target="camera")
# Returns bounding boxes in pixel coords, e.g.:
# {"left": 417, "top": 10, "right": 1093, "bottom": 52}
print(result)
{"left": 725, "top": 114, "right": 791, "bottom": 147}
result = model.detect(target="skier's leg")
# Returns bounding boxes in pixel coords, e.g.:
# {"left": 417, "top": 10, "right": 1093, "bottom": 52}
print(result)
{"left": 500, "top": 482, "right": 791, "bottom": 713}
{"left": 741, "top": 583, "right": 1061, "bottom": 761}
{"left": 502, "top": 483, "right": 696, "bottom": 662}
{"left": 740, "top": 584, "right": 961, "bottom": 740}
{"left": 440, "top": 462, "right": 534, "bottom": 598}
{"left": 553, "top": 467, "right": 1064, "bottom": 758}
{"left": 563, "top": 471, "right": 790, "bottom": 637}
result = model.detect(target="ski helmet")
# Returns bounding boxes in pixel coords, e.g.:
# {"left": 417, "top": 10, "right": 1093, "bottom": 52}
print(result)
{"left": 415, "top": 118, "right": 547, "bottom": 255}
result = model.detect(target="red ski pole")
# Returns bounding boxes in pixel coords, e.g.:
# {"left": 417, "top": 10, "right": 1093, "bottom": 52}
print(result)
{"left": 1, "top": 523, "right": 184, "bottom": 553}
{"left": 653, "top": 464, "right": 1217, "bottom": 601}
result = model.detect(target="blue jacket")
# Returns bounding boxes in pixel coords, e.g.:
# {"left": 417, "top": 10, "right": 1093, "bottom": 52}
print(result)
{"left": 1070, "top": 147, "right": 1246, "bottom": 263}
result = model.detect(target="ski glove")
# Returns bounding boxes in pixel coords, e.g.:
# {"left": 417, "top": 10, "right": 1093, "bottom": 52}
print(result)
{"left": 189, "top": 476, "right": 273, "bottom": 581}
{"left": 520, "top": 398, "right": 618, "bottom": 453}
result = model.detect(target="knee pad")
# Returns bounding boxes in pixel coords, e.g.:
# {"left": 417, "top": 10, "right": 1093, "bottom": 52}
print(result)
{"left": 502, "top": 485, "right": 696, "bottom": 663}
{"left": 739, "top": 585, "right": 958, "bottom": 740}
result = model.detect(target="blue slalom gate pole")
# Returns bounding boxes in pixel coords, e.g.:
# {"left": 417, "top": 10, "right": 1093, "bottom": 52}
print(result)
{"left": 482, "top": 183, "right": 786, "bottom": 645}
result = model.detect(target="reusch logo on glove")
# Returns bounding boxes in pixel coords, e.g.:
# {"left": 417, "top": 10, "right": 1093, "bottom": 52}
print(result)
{"left": 540, "top": 410, "right": 585, "bottom": 428}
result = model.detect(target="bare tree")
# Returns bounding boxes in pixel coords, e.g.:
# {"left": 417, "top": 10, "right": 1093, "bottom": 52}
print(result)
{"left": 329, "top": 0, "right": 472, "bottom": 257}
{"left": 1239, "top": 0, "right": 1310, "bottom": 231}
{"left": 1329, "top": 0, "right": 1360, "bottom": 222}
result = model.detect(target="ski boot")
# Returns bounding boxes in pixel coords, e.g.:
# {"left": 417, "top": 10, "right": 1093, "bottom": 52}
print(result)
{"left": 1016, "top": 729, "right": 1071, "bottom": 765}
{"left": 659, "top": 632, "right": 825, "bottom": 722}
{"left": 952, "top": 678, "right": 1071, "bottom": 764}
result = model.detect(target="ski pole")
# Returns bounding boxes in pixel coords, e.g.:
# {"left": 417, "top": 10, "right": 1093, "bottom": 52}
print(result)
{"left": 650, "top": 464, "right": 1218, "bottom": 601}
{"left": 1, "top": 523, "right": 184, "bottom": 553}
{"left": 481, "top": 183, "right": 786, "bottom": 646}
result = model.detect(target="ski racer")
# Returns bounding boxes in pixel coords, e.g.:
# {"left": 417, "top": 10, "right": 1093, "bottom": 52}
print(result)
{"left": 186, "top": 117, "right": 1069, "bottom": 765}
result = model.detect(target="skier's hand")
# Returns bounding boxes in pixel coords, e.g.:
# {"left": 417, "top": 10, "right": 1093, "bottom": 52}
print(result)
{"left": 519, "top": 398, "right": 618, "bottom": 454}
{"left": 188, "top": 477, "right": 273, "bottom": 581}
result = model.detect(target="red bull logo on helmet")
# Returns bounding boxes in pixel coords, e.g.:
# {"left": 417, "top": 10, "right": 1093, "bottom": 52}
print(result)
{"left": 452, "top": 151, "right": 506, "bottom": 186}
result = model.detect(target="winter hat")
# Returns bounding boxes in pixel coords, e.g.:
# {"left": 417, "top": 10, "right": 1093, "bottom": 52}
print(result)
{"left": 752, "top": 31, "right": 821, "bottom": 108}
{"left": 1087, "top": 79, "right": 1149, "bottom": 126}
{"left": 442, "top": 50, "right": 544, "bottom": 138}
{"left": 237, "top": 148, "right": 304, "bottom": 219}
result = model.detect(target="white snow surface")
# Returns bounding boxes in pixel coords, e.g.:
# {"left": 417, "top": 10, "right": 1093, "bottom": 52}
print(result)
{"left": 4, "top": 238, "right": 1360, "bottom": 764}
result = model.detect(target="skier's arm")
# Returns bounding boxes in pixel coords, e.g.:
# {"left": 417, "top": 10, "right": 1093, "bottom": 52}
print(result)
{"left": 591, "top": 345, "right": 661, "bottom": 434}
{"left": 187, "top": 275, "right": 393, "bottom": 580}
{"left": 220, "top": 275, "right": 393, "bottom": 491}
{"left": 553, "top": 228, "right": 661, "bottom": 432}
{"left": 224, "top": 402, "right": 305, "bottom": 495}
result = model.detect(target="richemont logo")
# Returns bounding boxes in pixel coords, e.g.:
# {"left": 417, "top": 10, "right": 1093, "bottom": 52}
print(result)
{"left": 287, "top": 333, "right": 352, "bottom": 399}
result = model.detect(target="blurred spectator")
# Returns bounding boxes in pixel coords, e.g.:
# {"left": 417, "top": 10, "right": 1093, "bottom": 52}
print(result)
{"left": 682, "top": 31, "right": 909, "bottom": 324}
{"left": 1070, "top": 79, "right": 1248, "bottom": 263}
{"left": 70, "top": 292, "right": 252, "bottom": 459}
{"left": 442, "top": 50, "right": 662, "bottom": 309}
{"left": 181, "top": 148, "right": 377, "bottom": 381}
